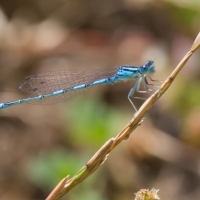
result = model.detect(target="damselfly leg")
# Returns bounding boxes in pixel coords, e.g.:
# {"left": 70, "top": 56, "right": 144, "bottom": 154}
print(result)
{"left": 128, "top": 76, "right": 162, "bottom": 111}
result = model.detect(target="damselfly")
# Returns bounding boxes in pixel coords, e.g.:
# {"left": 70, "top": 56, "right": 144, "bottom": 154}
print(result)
{"left": 0, "top": 61, "right": 160, "bottom": 111}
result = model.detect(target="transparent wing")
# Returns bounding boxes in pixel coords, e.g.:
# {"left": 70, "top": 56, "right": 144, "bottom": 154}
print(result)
{"left": 19, "top": 68, "right": 118, "bottom": 105}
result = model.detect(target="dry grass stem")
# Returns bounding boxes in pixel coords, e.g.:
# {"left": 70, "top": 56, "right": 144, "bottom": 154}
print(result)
{"left": 46, "top": 32, "right": 200, "bottom": 200}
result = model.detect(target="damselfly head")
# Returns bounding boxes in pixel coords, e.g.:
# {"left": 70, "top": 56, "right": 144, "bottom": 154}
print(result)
{"left": 140, "top": 60, "right": 155, "bottom": 74}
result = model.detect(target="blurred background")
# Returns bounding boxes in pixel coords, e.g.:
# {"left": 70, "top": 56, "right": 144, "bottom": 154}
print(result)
{"left": 0, "top": 0, "right": 200, "bottom": 199}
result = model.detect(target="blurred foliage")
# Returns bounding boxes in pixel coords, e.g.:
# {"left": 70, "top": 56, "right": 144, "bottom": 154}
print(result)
{"left": 170, "top": 5, "right": 200, "bottom": 29}
{"left": 27, "top": 148, "right": 87, "bottom": 189}
{"left": 26, "top": 97, "right": 128, "bottom": 199}
{"left": 64, "top": 96, "right": 129, "bottom": 148}
{"left": 27, "top": 148, "right": 106, "bottom": 200}
{"left": 173, "top": 79, "right": 200, "bottom": 116}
